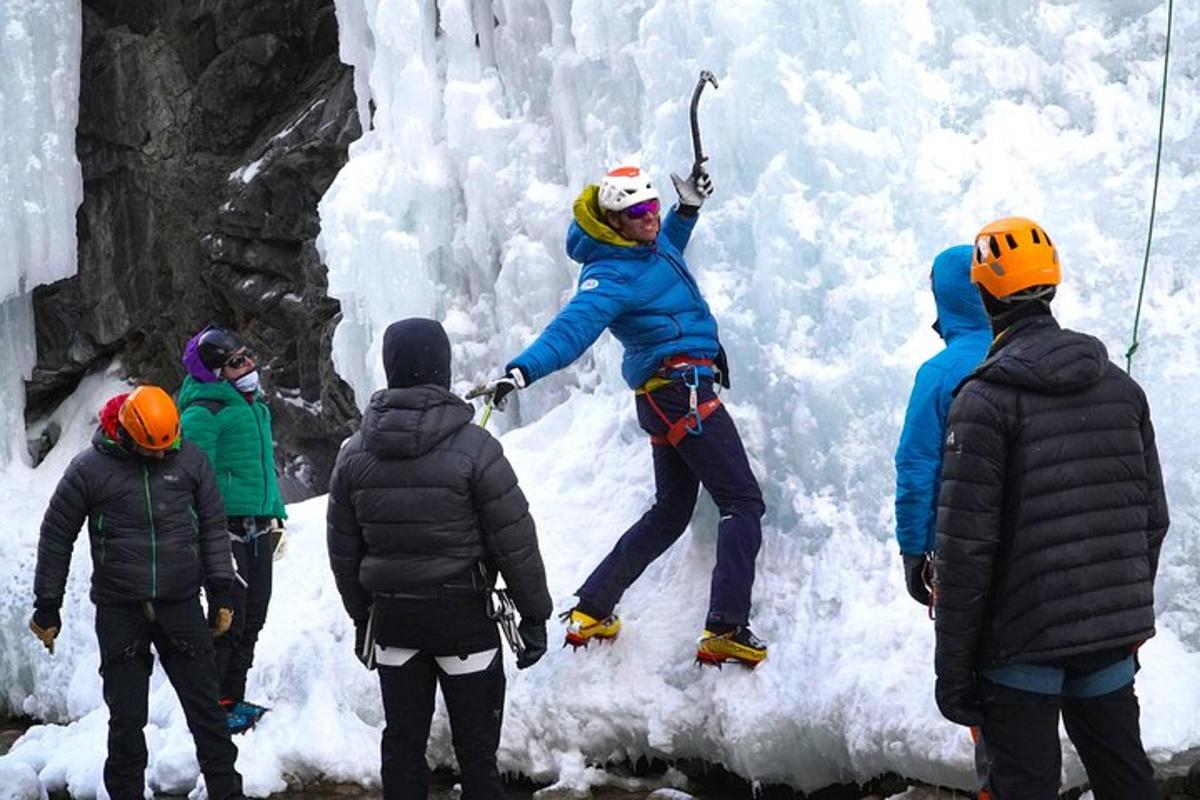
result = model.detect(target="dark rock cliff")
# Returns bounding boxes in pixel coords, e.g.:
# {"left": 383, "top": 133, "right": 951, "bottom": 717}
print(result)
{"left": 28, "top": 0, "right": 364, "bottom": 498}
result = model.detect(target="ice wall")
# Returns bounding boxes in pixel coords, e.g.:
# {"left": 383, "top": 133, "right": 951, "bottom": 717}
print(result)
{"left": 315, "top": 0, "right": 1200, "bottom": 788}
{"left": 0, "top": 0, "right": 83, "bottom": 465}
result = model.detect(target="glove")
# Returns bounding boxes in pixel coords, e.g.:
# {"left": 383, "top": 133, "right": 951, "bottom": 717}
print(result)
{"left": 713, "top": 345, "right": 731, "bottom": 390}
{"left": 30, "top": 606, "right": 62, "bottom": 654}
{"left": 206, "top": 581, "right": 235, "bottom": 638}
{"left": 670, "top": 169, "right": 714, "bottom": 215}
{"left": 354, "top": 616, "right": 375, "bottom": 670}
{"left": 270, "top": 518, "right": 288, "bottom": 562}
{"left": 515, "top": 619, "right": 548, "bottom": 670}
{"left": 935, "top": 672, "right": 984, "bottom": 727}
{"left": 466, "top": 367, "right": 526, "bottom": 411}
{"left": 903, "top": 553, "right": 931, "bottom": 606}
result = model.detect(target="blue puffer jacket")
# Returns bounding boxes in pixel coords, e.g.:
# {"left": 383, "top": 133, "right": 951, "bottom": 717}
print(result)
{"left": 507, "top": 185, "right": 720, "bottom": 390}
{"left": 894, "top": 245, "right": 992, "bottom": 556}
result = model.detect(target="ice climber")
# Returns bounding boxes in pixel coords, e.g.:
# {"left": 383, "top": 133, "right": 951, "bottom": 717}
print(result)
{"left": 934, "top": 217, "right": 1168, "bottom": 799}
{"left": 894, "top": 245, "right": 991, "bottom": 605}
{"left": 180, "top": 325, "right": 288, "bottom": 733}
{"left": 31, "top": 386, "right": 245, "bottom": 800}
{"left": 327, "top": 318, "right": 552, "bottom": 800}
{"left": 474, "top": 165, "right": 767, "bottom": 667}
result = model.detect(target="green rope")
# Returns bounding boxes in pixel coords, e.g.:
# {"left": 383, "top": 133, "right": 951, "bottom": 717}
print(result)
{"left": 1126, "top": 0, "right": 1175, "bottom": 375}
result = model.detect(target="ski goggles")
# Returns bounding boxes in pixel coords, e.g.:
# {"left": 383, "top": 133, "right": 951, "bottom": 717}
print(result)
{"left": 622, "top": 198, "right": 661, "bottom": 219}
{"left": 224, "top": 350, "right": 256, "bottom": 370}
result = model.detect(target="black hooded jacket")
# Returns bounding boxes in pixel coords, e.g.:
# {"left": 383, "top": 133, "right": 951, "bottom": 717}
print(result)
{"left": 326, "top": 386, "right": 552, "bottom": 625}
{"left": 34, "top": 429, "right": 232, "bottom": 607}
{"left": 934, "top": 315, "right": 1168, "bottom": 697}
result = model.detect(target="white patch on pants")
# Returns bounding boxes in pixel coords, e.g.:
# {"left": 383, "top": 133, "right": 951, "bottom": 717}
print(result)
{"left": 374, "top": 645, "right": 420, "bottom": 667}
{"left": 434, "top": 648, "right": 498, "bottom": 676}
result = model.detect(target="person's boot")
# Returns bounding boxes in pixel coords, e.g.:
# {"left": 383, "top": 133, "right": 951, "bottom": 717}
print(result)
{"left": 695, "top": 625, "right": 767, "bottom": 668}
{"left": 560, "top": 608, "right": 621, "bottom": 649}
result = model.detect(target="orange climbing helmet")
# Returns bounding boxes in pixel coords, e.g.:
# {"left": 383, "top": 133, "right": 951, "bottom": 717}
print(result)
{"left": 118, "top": 386, "right": 180, "bottom": 451}
{"left": 971, "top": 217, "right": 1061, "bottom": 300}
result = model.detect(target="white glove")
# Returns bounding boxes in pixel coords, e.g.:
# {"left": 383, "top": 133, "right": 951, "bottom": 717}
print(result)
{"left": 270, "top": 519, "right": 288, "bottom": 561}
{"left": 670, "top": 170, "right": 714, "bottom": 211}
{"left": 466, "top": 368, "right": 527, "bottom": 411}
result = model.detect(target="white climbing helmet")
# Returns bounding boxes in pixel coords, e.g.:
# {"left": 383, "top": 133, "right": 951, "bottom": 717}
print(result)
{"left": 598, "top": 166, "right": 659, "bottom": 212}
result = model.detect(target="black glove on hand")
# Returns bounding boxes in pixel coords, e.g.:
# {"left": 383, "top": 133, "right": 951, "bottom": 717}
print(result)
{"left": 903, "top": 554, "right": 931, "bottom": 606}
{"left": 714, "top": 345, "right": 731, "bottom": 390}
{"left": 30, "top": 606, "right": 62, "bottom": 654}
{"left": 935, "top": 673, "right": 984, "bottom": 727}
{"left": 515, "top": 619, "right": 548, "bottom": 670}
{"left": 467, "top": 368, "right": 526, "bottom": 411}
{"left": 354, "top": 617, "right": 371, "bottom": 667}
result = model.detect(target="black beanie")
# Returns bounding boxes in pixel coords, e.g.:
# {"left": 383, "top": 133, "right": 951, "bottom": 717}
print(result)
{"left": 382, "top": 318, "right": 452, "bottom": 389}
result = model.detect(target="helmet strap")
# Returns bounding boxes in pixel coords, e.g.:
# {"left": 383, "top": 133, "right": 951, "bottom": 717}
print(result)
{"left": 981, "top": 287, "right": 1055, "bottom": 336}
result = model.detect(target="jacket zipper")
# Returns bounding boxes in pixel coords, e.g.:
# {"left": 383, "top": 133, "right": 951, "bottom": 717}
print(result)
{"left": 254, "top": 400, "right": 269, "bottom": 514}
{"left": 142, "top": 465, "right": 157, "bottom": 598}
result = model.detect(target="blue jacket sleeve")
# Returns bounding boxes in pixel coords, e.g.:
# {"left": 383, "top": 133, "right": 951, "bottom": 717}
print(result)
{"left": 661, "top": 208, "right": 698, "bottom": 253}
{"left": 894, "top": 361, "right": 952, "bottom": 555}
{"left": 507, "top": 266, "right": 632, "bottom": 384}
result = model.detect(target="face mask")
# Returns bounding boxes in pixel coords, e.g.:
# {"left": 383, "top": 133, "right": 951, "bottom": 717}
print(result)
{"left": 233, "top": 370, "right": 261, "bottom": 394}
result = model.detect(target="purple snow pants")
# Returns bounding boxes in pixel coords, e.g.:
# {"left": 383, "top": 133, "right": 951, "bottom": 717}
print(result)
{"left": 577, "top": 376, "right": 765, "bottom": 627}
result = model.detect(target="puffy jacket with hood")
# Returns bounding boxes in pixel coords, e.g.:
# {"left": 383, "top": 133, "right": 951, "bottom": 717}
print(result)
{"left": 894, "top": 245, "right": 992, "bottom": 556}
{"left": 34, "top": 417, "right": 232, "bottom": 608}
{"left": 326, "top": 386, "right": 552, "bottom": 625}
{"left": 507, "top": 185, "right": 720, "bottom": 390}
{"left": 934, "top": 314, "right": 1168, "bottom": 708}
{"left": 178, "top": 375, "right": 286, "bottom": 520}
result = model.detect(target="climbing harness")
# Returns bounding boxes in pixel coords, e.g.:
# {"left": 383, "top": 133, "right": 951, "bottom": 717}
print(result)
{"left": 1126, "top": 0, "right": 1174, "bottom": 375}
{"left": 640, "top": 357, "right": 722, "bottom": 447}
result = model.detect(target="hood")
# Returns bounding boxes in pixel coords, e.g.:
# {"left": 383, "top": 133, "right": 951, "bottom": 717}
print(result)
{"left": 931, "top": 245, "right": 990, "bottom": 342}
{"left": 566, "top": 185, "right": 645, "bottom": 265}
{"left": 182, "top": 328, "right": 220, "bottom": 383}
{"left": 974, "top": 315, "right": 1108, "bottom": 395}
{"left": 360, "top": 386, "right": 475, "bottom": 459}
{"left": 178, "top": 374, "right": 246, "bottom": 408}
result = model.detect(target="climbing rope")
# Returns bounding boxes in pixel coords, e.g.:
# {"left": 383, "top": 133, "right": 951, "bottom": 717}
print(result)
{"left": 1125, "top": 0, "right": 1175, "bottom": 375}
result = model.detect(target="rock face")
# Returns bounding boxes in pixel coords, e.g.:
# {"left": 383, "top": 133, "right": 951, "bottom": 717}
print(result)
{"left": 28, "top": 0, "right": 363, "bottom": 498}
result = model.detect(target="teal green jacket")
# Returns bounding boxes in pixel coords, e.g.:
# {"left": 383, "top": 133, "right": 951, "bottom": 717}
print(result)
{"left": 178, "top": 376, "right": 287, "bottom": 519}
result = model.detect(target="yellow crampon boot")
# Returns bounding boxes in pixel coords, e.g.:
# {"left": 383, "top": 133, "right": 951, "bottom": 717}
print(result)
{"left": 695, "top": 626, "right": 767, "bottom": 669}
{"left": 560, "top": 608, "right": 621, "bottom": 650}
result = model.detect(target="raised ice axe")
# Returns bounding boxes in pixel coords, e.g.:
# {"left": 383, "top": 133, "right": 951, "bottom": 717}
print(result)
{"left": 689, "top": 69, "right": 719, "bottom": 181}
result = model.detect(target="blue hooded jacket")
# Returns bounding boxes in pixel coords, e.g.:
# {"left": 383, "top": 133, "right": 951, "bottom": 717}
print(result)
{"left": 507, "top": 185, "right": 720, "bottom": 390}
{"left": 894, "top": 245, "right": 992, "bottom": 555}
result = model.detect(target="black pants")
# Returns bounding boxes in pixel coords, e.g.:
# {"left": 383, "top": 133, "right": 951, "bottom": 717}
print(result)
{"left": 214, "top": 522, "right": 273, "bottom": 703}
{"left": 578, "top": 377, "right": 765, "bottom": 627}
{"left": 979, "top": 680, "right": 1156, "bottom": 799}
{"left": 378, "top": 649, "right": 505, "bottom": 800}
{"left": 96, "top": 599, "right": 242, "bottom": 800}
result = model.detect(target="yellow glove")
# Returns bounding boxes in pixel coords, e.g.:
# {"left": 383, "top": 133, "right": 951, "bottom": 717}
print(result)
{"left": 210, "top": 608, "right": 234, "bottom": 638}
{"left": 30, "top": 608, "right": 61, "bottom": 654}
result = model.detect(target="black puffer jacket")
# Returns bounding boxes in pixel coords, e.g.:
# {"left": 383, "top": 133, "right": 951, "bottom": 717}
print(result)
{"left": 935, "top": 315, "right": 1168, "bottom": 698}
{"left": 34, "top": 429, "right": 232, "bottom": 607}
{"left": 326, "top": 386, "right": 552, "bottom": 624}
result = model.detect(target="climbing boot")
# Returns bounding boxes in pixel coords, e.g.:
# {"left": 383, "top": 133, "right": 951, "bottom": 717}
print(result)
{"left": 560, "top": 608, "right": 621, "bottom": 649}
{"left": 695, "top": 626, "right": 767, "bottom": 668}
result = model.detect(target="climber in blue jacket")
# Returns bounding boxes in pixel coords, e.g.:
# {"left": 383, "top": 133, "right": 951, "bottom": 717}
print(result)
{"left": 894, "top": 244, "right": 992, "bottom": 605}
{"left": 473, "top": 165, "right": 767, "bottom": 667}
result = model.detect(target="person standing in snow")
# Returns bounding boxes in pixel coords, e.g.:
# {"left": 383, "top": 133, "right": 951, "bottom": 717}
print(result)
{"left": 934, "top": 218, "right": 1167, "bottom": 799}
{"left": 473, "top": 165, "right": 767, "bottom": 667}
{"left": 30, "top": 387, "right": 245, "bottom": 800}
{"left": 327, "top": 318, "right": 552, "bottom": 800}
{"left": 180, "top": 326, "right": 288, "bottom": 733}
{"left": 894, "top": 245, "right": 991, "bottom": 605}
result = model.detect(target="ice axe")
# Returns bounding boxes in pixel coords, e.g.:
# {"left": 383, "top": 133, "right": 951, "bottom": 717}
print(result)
{"left": 688, "top": 69, "right": 719, "bottom": 181}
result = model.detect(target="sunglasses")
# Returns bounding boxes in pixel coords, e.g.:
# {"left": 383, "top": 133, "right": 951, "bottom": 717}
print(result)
{"left": 224, "top": 351, "right": 255, "bottom": 370}
{"left": 622, "top": 199, "right": 661, "bottom": 220}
